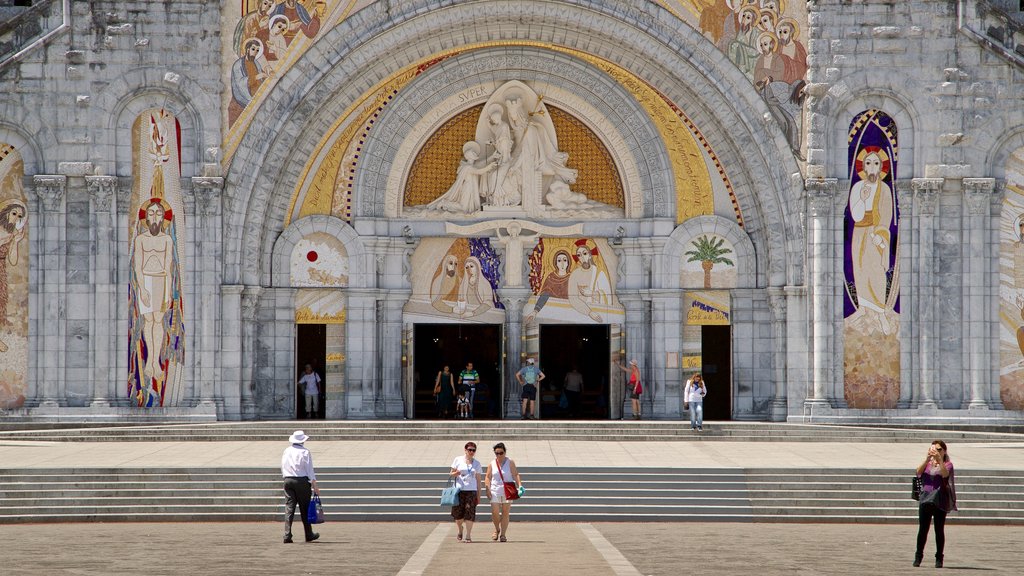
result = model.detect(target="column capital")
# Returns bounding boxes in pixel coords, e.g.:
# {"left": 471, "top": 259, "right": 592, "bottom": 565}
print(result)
{"left": 767, "top": 287, "right": 787, "bottom": 321}
{"left": 85, "top": 175, "right": 117, "bottom": 211}
{"left": 912, "top": 178, "right": 942, "bottom": 215}
{"left": 805, "top": 178, "right": 838, "bottom": 217}
{"left": 241, "top": 286, "right": 262, "bottom": 321}
{"left": 191, "top": 176, "right": 224, "bottom": 216}
{"left": 31, "top": 175, "right": 67, "bottom": 211}
{"left": 964, "top": 177, "right": 996, "bottom": 215}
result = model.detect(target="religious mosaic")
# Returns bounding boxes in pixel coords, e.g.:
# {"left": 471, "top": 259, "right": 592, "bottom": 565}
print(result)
{"left": 843, "top": 109, "right": 900, "bottom": 409}
{"left": 290, "top": 231, "right": 349, "bottom": 287}
{"left": 999, "top": 146, "right": 1024, "bottom": 411}
{"left": 222, "top": 1, "right": 373, "bottom": 162}
{"left": 685, "top": 291, "right": 731, "bottom": 325}
{"left": 661, "top": 0, "right": 809, "bottom": 156}
{"left": 295, "top": 289, "right": 346, "bottom": 324}
{"left": 128, "top": 109, "right": 186, "bottom": 408}
{"left": 0, "top": 144, "right": 27, "bottom": 409}
{"left": 404, "top": 238, "right": 505, "bottom": 324}
{"left": 680, "top": 233, "right": 737, "bottom": 289}
{"left": 524, "top": 238, "right": 624, "bottom": 325}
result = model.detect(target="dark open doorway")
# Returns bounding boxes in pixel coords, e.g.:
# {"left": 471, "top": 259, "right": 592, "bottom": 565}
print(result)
{"left": 538, "top": 324, "right": 610, "bottom": 419}
{"left": 413, "top": 324, "right": 502, "bottom": 419}
{"left": 295, "top": 324, "right": 326, "bottom": 420}
{"left": 701, "top": 324, "right": 732, "bottom": 421}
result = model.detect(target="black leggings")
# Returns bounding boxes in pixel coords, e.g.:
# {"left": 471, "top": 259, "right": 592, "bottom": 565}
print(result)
{"left": 916, "top": 503, "right": 947, "bottom": 557}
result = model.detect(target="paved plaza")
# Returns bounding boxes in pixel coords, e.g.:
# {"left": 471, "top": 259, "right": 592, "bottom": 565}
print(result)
{"left": 2, "top": 521, "right": 1023, "bottom": 575}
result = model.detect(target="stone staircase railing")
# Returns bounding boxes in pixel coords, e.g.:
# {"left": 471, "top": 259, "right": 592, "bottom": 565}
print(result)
{"left": 0, "top": 0, "right": 68, "bottom": 69}
{"left": 960, "top": 0, "right": 1024, "bottom": 67}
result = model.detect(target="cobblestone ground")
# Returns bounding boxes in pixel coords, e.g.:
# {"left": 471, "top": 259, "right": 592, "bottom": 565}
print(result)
{"left": 2, "top": 522, "right": 1023, "bottom": 575}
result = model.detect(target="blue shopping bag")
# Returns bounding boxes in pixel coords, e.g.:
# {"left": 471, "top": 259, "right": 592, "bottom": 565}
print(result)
{"left": 307, "top": 494, "right": 325, "bottom": 524}
{"left": 440, "top": 479, "right": 459, "bottom": 507}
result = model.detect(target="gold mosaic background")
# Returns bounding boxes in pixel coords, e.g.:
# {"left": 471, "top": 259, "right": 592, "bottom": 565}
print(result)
{"left": 404, "top": 104, "right": 624, "bottom": 208}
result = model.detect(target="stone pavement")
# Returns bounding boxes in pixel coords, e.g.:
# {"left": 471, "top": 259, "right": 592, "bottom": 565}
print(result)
{"left": 2, "top": 521, "right": 1023, "bottom": 575}
{"left": 2, "top": 437, "right": 1024, "bottom": 470}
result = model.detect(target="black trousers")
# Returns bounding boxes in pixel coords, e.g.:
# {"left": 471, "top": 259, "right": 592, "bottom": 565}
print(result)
{"left": 283, "top": 477, "right": 315, "bottom": 540}
{"left": 916, "top": 502, "right": 947, "bottom": 557}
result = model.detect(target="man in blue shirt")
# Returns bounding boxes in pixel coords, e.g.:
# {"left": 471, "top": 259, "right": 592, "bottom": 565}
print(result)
{"left": 459, "top": 362, "right": 480, "bottom": 418}
{"left": 516, "top": 358, "right": 545, "bottom": 419}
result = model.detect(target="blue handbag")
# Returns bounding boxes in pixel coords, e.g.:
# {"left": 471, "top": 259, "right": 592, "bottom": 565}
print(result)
{"left": 307, "top": 494, "right": 325, "bottom": 524}
{"left": 440, "top": 479, "right": 459, "bottom": 507}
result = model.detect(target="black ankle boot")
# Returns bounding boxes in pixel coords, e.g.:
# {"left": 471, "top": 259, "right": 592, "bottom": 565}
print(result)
{"left": 935, "top": 554, "right": 943, "bottom": 568}
{"left": 913, "top": 552, "right": 923, "bottom": 567}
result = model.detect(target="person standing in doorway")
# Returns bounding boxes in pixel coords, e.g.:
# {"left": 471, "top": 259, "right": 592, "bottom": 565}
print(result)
{"left": 459, "top": 362, "right": 480, "bottom": 419}
{"left": 684, "top": 373, "right": 707, "bottom": 431}
{"left": 914, "top": 440, "right": 957, "bottom": 568}
{"left": 617, "top": 359, "right": 643, "bottom": 419}
{"left": 297, "top": 364, "right": 321, "bottom": 420}
{"left": 563, "top": 366, "right": 583, "bottom": 418}
{"left": 516, "top": 357, "right": 544, "bottom": 419}
{"left": 434, "top": 365, "right": 456, "bottom": 419}
{"left": 281, "top": 430, "right": 320, "bottom": 543}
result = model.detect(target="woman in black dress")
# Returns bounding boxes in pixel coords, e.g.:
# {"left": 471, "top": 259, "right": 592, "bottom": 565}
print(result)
{"left": 435, "top": 365, "right": 456, "bottom": 418}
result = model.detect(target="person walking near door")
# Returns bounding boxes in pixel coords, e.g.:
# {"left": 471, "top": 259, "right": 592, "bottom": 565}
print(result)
{"left": 297, "top": 364, "right": 321, "bottom": 419}
{"left": 684, "top": 373, "right": 707, "bottom": 431}
{"left": 563, "top": 366, "right": 583, "bottom": 418}
{"left": 459, "top": 362, "right": 480, "bottom": 419}
{"left": 434, "top": 365, "right": 455, "bottom": 419}
{"left": 617, "top": 359, "right": 643, "bottom": 419}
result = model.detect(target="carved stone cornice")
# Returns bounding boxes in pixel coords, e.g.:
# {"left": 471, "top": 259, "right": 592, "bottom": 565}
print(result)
{"left": 912, "top": 178, "right": 943, "bottom": 216}
{"left": 805, "top": 178, "right": 838, "bottom": 217}
{"left": 963, "top": 178, "right": 996, "bottom": 215}
{"left": 85, "top": 176, "right": 117, "bottom": 212}
{"left": 31, "top": 175, "right": 67, "bottom": 212}
{"left": 241, "top": 286, "right": 262, "bottom": 322}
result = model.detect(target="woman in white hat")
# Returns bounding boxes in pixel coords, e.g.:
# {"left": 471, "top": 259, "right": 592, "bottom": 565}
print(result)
{"left": 281, "top": 430, "right": 320, "bottom": 543}
{"left": 616, "top": 359, "right": 643, "bottom": 419}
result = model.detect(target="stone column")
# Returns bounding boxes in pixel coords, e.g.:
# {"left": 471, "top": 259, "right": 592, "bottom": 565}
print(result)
{"left": 767, "top": 287, "right": 788, "bottom": 421}
{"left": 893, "top": 180, "right": 914, "bottom": 408}
{"left": 912, "top": 178, "right": 941, "bottom": 408}
{"left": 805, "top": 178, "right": 837, "bottom": 410}
{"left": 219, "top": 284, "right": 243, "bottom": 419}
{"left": 989, "top": 181, "right": 1006, "bottom": 410}
{"left": 240, "top": 285, "right": 261, "bottom": 419}
{"left": 620, "top": 295, "right": 646, "bottom": 417}
{"left": 345, "top": 289, "right": 378, "bottom": 418}
{"left": 193, "top": 177, "right": 223, "bottom": 409}
{"left": 650, "top": 292, "right": 681, "bottom": 419}
{"left": 86, "top": 176, "right": 117, "bottom": 407}
{"left": 501, "top": 290, "right": 530, "bottom": 418}
{"left": 964, "top": 178, "right": 996, "bottom": 409}
{"left": 380, "top": 294, "right": 407, "bottom": 418}
{"left": 31, "top": 175, "right": 67, "bottom": 407}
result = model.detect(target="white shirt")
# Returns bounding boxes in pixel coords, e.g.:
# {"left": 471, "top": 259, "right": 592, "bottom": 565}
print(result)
{"left": 451, "top": 456, "right": 482, "bottom": 491}
{"left": 299, "top": 372, "right": 320, "bottom": 395}
{"left": 281, "top": 443, "right": 317, "bottom": 481}
{"left": 685, "top": 380, "right": 707, "bottom": 403}
{"left": 489, "top": 458, "right": 514, "bottom": 493}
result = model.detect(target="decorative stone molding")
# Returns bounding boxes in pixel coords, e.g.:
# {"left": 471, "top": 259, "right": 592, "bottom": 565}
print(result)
{"left": 912, "top": 178, "right": 943, "bottom": 215}
{"left": 963, "top": 178, "right": 996, "bottom": 215}
{"left": 85, "top": 176, "right": 117, "bottom": 212}
{"left": 805, "top": 178, "right": 838, "bottom": 217}
{"left": 31, "top": 175, "right": 67, "bottom": 211}
{"left": 116, "top": 176, "right": 133, "bottom": 214}
{"left": 241, "top": 286, "right": 262, "bottom": 322}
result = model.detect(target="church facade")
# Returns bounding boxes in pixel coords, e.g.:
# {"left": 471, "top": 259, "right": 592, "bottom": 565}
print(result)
{"left": 1, "top": 0, "right": 1022, "bottom": 424}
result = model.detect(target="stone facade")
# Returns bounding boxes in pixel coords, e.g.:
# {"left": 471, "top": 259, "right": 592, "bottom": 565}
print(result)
{"left": 0, "top": 1, "right": 1021, "bottom": 424}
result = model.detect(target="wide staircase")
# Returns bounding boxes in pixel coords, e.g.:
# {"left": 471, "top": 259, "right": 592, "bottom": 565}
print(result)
{"left": 1, "top": 421, "right": 1022, "bottom": 524}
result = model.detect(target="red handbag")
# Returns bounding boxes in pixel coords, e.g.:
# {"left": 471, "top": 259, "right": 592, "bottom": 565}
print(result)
{"left": 496, "top": 459, "right": 520, "bottom": 500}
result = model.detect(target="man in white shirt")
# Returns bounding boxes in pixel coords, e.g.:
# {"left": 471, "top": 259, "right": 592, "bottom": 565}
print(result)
{"left": 297, "top": 364, "right": 321, "bottom": 419}
{"left": 281, "top": 430, "right": 320, "bottom": 543}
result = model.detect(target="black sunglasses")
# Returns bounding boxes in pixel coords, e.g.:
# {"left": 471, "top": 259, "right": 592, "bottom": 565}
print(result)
{"left": 494, "top": 451, "right": 505, "bottom": 455}
{"left": 466, "top": 448, "right": 476, "bottom": 452}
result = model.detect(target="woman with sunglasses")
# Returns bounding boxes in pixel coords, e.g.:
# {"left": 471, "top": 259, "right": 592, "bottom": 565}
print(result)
{"left": 914, "top": 439, "right": 958, "bottom": 568}
{"left": 449, "top": 441, "right": 483, "bottom": 543}
{"left": 484, "top": 442, "right": 523, "bottom": 542}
